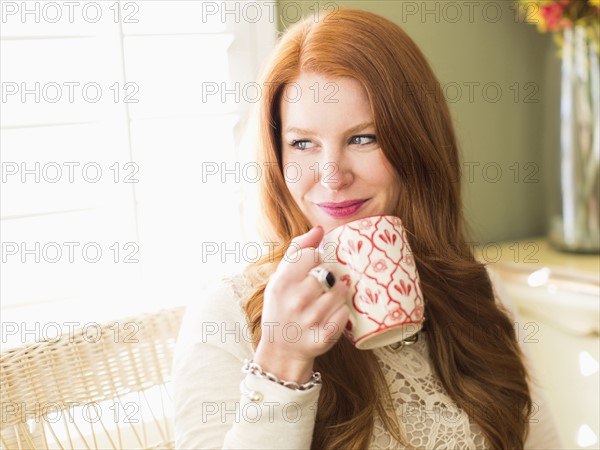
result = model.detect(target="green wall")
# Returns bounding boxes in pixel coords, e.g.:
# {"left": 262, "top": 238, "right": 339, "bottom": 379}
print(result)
{"left": 277, "top": 0, "right": 560, "bottom": 245}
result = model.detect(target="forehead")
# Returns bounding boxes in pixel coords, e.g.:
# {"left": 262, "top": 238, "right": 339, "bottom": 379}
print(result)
{"left": 280, "top": 72, "right": 373, "bottom": 132}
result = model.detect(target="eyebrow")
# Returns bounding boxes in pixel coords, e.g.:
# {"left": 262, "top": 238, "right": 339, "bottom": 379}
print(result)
{"left": 283, "top": 121, "right": 375, "bottom": 136}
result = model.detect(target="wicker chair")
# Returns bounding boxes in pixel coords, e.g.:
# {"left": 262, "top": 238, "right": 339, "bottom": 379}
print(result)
{"left": 0, "top": 307, "right": 185, "bottom": 450}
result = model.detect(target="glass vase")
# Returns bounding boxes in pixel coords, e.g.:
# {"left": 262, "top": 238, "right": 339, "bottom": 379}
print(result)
{"left": 549, "top": 25, "right": 600, "bottom": 253}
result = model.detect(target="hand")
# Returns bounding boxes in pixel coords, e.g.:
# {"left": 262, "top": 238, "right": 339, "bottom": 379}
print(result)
{"left": 254, "top": 226, "right": 350, "bottom": 384}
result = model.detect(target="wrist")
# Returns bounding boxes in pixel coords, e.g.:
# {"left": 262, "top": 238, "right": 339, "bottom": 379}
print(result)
{"left": 254, "top": 343, "right": 315, "bottom": 384}
{"left": 243, "top": 359, "right": 321, "bottom": 391}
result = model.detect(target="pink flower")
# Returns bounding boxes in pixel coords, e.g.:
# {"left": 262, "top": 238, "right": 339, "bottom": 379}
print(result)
{"left": 520, "top": 0, "right": 600, "bottom": 44}
{"left": 541, "top": 3, "right": 566, "bottom": 31}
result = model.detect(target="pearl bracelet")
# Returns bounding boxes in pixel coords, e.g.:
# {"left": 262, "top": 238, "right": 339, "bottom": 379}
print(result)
{"left": 242, "top": 359, "right": 322, "bottom": 391}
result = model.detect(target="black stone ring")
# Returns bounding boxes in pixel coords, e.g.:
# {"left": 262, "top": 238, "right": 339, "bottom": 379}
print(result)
{"left": 308, "top": 266, "right": 336, "bottom": 292}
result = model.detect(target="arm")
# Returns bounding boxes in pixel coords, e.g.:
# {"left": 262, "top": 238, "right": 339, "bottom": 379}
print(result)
{"left": 172, "top": 280, "right": 321, "bottom": 449}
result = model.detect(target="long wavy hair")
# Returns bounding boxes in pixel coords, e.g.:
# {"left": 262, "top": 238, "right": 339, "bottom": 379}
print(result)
{"left": 242, "top": 9, "right": 532, "bottom": 449}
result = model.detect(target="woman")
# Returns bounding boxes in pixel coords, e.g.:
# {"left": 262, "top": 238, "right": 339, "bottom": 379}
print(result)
{"left": 173, "top": 8, "right": 561, "bottom": 449}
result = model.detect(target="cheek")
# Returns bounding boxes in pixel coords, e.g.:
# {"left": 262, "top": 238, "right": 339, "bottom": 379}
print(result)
{"left": 367, "top": 155, "right": 399, "bottom": 196}
{"left": 283, "top": 158, "right": 315, "bottom": 201}
{"left": 359, "top": 153, "right": 391, "bottom": 183}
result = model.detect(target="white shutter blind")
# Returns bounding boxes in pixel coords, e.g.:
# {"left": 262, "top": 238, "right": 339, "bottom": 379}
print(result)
{"left": 0, "top": 1, "right": 276, "bottom": 348}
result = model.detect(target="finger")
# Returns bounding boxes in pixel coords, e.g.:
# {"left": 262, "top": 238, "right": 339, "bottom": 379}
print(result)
{"left": 277, "top": 246, "right": 321, "bottom": 280}
{"left": 276, "top": 226, "right": 329, "bottom": 287}
{"left": 292, "top": 277, "right": 348, "bottom": 326}
{"left": 301, "top": 267, "right": 347, "bottom": 303}
{"left": 322, "top": 304, "right": 350, "bottom": 344}
{"left": 276, "top": 226, "right": 323, "bottom": 277}
{"left": 287, "top": 225, "right": 324, "bottom": 258}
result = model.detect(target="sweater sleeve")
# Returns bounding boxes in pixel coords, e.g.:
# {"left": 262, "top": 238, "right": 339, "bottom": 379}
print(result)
{"left": 486, "top": 267, "right": 564, "bottom": 449}
{"left": 172, "top": 278, "right": 321, "bottom": 450}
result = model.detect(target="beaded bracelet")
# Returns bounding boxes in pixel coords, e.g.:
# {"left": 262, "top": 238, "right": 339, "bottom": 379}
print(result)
{"left": 242, "top": 359, "right": 322, "bottom": 391}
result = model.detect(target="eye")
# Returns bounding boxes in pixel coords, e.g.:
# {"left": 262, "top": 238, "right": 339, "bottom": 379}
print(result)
{"left": 288, "top": 139, "right": 315, "bottom": 151}
{"left": 349, "top": 135, "right": 377, "bottom": 145}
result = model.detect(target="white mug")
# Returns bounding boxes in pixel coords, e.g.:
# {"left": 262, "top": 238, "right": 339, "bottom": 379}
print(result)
{"left": 319, "top": 215, "right": 425, "bottom": 349}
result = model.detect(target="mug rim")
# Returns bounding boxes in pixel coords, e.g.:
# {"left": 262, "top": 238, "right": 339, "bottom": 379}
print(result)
{"left": 322, "top": 214, "right": 403, "bottom": 235}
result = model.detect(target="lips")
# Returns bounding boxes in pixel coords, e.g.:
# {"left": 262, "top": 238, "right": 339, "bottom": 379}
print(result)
{"left": 317, "top": 199, "right": 369, "bottom": 219}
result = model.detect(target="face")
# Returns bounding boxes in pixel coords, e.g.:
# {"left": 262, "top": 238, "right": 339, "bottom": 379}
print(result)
{"left": 280, "top": 72, "right": 400, "bottom": 232}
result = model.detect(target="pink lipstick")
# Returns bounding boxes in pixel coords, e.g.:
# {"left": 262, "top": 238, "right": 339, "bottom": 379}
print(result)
{"left": 317, "top": 199, "right": 369, "bottom": 219}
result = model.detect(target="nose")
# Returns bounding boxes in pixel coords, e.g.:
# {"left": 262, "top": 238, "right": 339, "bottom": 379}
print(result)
{"left": 318, "top": 145, "right": 353, "bottom": 192}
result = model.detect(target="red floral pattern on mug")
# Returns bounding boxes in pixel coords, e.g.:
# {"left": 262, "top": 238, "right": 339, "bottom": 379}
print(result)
{"left": 319, "top": 215, "right": 424, "bottom": 349}
{"left": 394, "top": 279, "right": 412, "bottom": 296}
{"left": 372, "top": 259, "right": 388, "bottom": 272}
{"left": 336, "top": 226, "right": 373, "bottom": 273}
{"left": 340, "top": 274, "right": 352, "bottom": 287}
{"left": 357, "top": 218, "right": 373, "bottom": 230}
{"left": 359, "top": 287, "right": 380, "bottom": 305}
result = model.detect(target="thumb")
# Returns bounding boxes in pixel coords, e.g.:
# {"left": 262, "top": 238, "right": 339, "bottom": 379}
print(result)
{"left": 290, "top": 225, "right": 324, "bottom": 250}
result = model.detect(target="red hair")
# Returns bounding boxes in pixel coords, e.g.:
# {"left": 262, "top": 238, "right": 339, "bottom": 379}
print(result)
{"left": 243, "top": 9, "right": 532, "bottom": 449}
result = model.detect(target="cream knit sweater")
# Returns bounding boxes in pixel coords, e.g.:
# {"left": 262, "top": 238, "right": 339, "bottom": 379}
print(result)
{"left": 173, "top": 270, "right": 562, "bottom": 449}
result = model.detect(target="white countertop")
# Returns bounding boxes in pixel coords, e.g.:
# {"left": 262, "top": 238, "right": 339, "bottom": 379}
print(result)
{"left": 479, "top": 237, "right": 599, "bottom": 449}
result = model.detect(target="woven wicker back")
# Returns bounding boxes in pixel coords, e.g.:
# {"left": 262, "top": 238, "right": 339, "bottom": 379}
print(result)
{"left": 0, "top": 307, "right": 185, "bottom": 450}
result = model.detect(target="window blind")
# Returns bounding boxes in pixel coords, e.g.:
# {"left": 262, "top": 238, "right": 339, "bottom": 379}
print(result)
{"left": 1, "top": 0, "right": 277, "bottom": 348}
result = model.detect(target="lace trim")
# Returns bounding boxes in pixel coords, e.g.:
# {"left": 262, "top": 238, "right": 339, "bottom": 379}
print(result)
{"left": 222, "top": 272, "right": 255, "bottom": 306}
{"left": 371, "top": 336, "right": 488, "bottom": 449}
{"left": 222, "top": 273, "right": 488, "bottom": 449}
